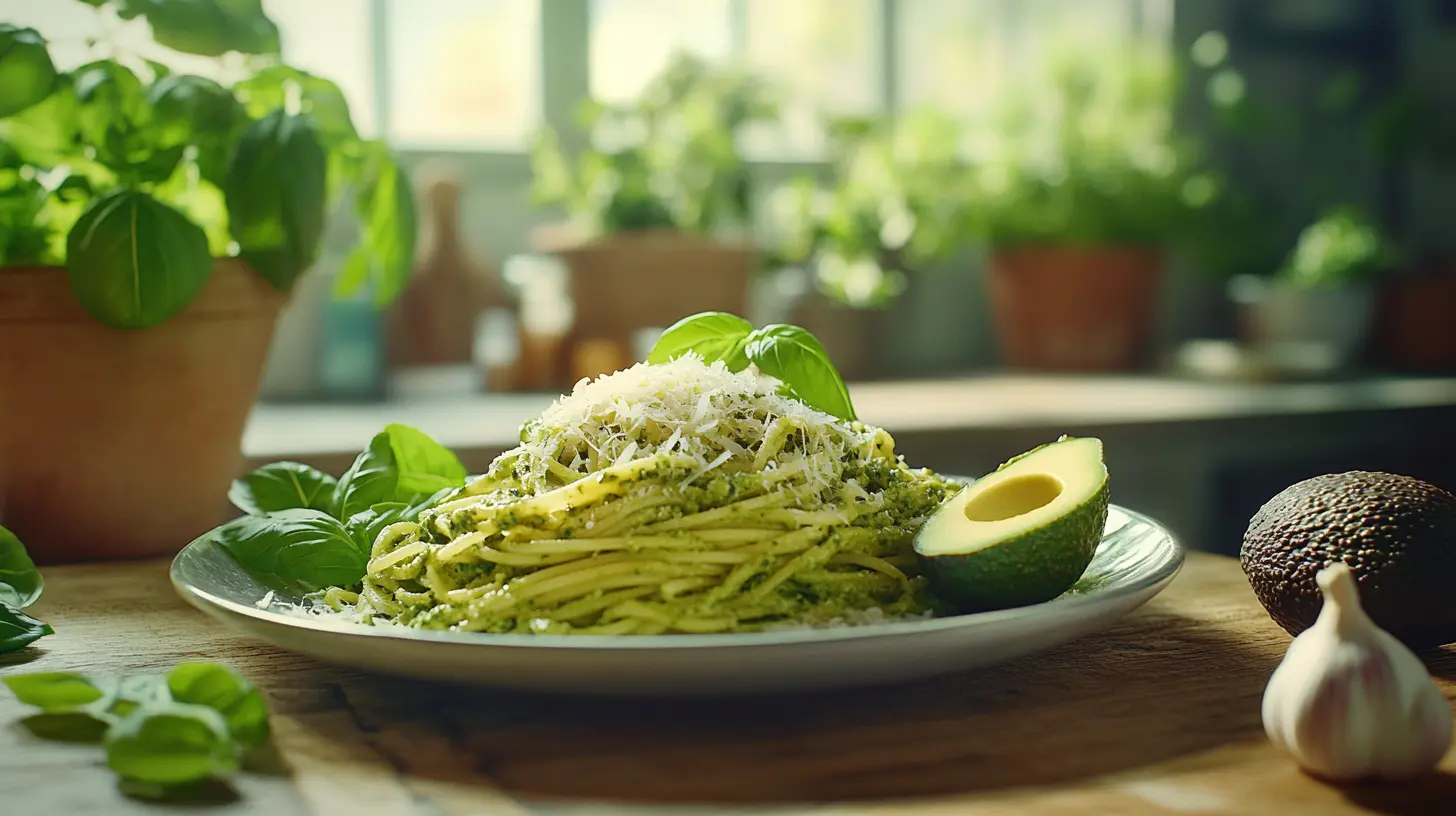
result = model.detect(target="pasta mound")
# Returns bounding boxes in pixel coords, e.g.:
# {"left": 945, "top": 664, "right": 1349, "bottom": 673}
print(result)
{"left": 330, "top": 356, "right": 960, "bottom": 634}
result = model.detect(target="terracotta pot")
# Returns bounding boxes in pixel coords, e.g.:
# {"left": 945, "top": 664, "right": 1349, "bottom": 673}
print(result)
{"left": 987, "top": 247, "right": 1162, "bottom": 371}
{"left": 538, "top": 228, "right": 755, "bottom": 380}
{"left": 0, "top": 261, "right": 287, "bottom": 563}
{"left": 1374, "top": 270, "right": 1456, "bottom": 372}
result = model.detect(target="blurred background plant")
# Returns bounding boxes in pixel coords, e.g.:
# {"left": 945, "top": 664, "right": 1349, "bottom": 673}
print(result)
{"left": 766, "top": 109, "right": 973, "bottom": 308}
{"left": 0, "top": 2, "right": 415, "bottom": 329}
{"left": 529, "top": 53, "right": 779, "bottom": 238}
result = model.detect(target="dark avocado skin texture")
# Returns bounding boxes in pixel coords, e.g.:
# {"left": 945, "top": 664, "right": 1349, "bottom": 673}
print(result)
{"left": 1240, "top": 471, "right": 1456, "bottom": 649}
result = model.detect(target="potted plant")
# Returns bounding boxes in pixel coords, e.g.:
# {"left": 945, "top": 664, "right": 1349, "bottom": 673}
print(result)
{"left": 966, "top": 40, "right": 1208, "bottom": 371}
{"left": 528, "top": 53, "right": 778, "bottom": 379}
{"left": 0, "top": 3, "right": 415, "bottom": 563}
{"left": 1229, "top": 207, "right": 1394, "bottom": 372}
{"left": 766, "top": 110, "right": 974, "bottom": 379}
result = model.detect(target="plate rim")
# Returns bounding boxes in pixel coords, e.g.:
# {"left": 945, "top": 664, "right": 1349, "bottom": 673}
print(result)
{"left": 171, "top": 503, "right": 1185, "bottom": 653}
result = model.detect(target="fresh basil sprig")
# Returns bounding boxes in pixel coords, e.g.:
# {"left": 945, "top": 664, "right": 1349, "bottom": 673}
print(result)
{"left": 212, "top": 424, "right": 466, "bottom": 592}
{"left": 649, "top": 312, "right": 858, "bottom": 421}
{"left": 228, "top": 461, "right": 339, "bottom": 517}
{"left": 3, "top": 662, "right": 271, "bottom": 796}
{"left": 0, "top": 524, "right": 51, "bottom": 654}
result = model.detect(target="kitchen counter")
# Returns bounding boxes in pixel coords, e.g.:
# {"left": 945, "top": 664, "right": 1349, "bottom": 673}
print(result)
{"left": 5, "top": 551, "right": 1456, "bottom": 814}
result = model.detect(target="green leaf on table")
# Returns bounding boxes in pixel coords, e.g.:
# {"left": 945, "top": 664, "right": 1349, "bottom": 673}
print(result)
{"left": 65, "top": 189, "right": 214, "bottom": 329}
{"left": 648, "top": 311, "right": 754, "bottom": 370}
{"left": 95, "top": 673, "right": 172, "bottom": 720}
{"left": 0, "top": 24, "right": 58, "bottom": 118}
{"left": 229, "top": 462, "right": 339, "bottom": 517}
{"left": 0, "top": 523, "right": 42, "bottom": 608}
{"left": 334, "top": 426, "right": 466, "bottom": 520}
{"left": 210, "top": 509, "right": 369, "bottom": 591}
{"left": 225, "top": 110, "right": 327, "bottom": 292}
{"left": 105, "top": 702, "right": 239, "bottom": 786}
{"left": 745, "top": 324, "right": 857, "bottom": 421}
{"left": 0, "top": 603, "right": 53, "bottom": 653}
{"left": 2, "top": 671, "right": 104, "bottom": 711}
{"left": 166, "top": 662, "right": 269, "bottom": 748}
{"left": 20, "top": 711, "right": 112, "bottom": 743}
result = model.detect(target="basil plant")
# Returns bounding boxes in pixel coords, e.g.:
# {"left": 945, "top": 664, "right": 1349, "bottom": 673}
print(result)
{"left": 0, "top": 1, "right": 415, "bottom": 329}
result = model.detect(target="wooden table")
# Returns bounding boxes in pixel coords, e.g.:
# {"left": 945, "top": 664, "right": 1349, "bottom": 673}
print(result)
{"left": 4, "top": 552, "right": 1456, "bottom": 814}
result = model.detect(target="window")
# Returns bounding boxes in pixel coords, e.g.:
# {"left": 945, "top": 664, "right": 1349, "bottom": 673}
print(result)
{"left": 742, "top": 0, "right": 881, "bottom": 157}
{"left": 896, "top": 0, "right": 1009, "bottom": 122}
{"left": 384, "top": 0, "right": 540, "bottom": 149}
{"left": 589, "top": 0, "right": 732, "bottom": 104}
{"left": 7, "top": 1, "right": 232, "bottom": 77}
{"left": 265, "top": 0, "right": 376, "bottom": 137}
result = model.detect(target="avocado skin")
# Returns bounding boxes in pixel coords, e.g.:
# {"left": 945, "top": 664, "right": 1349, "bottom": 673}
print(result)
{"left": 920, "top": 479, "right": 1109, "bottom": 612}
{"left": 1240, "top": 471, "right": 1456, "bottom": 649}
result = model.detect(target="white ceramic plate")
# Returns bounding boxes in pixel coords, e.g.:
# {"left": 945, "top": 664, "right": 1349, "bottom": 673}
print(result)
{"left": 171, "top": 504, "right": 1183, "bottom": 696}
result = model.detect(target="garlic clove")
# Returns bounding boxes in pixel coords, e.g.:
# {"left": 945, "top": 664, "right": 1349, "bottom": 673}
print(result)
{"left": 1261, "top": 562, "right": 1452, "bottom": 781}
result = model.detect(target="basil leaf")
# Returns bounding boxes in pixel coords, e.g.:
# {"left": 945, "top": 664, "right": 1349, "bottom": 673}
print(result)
{"left": 386, "top": 424, "right": 467, "bottom": 498}
{"left": 0, "top": 603, "right": 52, "bottom": 653}
{"left": 98, "top": 674, "right": 172, "bottom": 720}
{"left": 225, "top": 110, "right": 327, "bottom": 292}
{"left": 232, "top": 65, "right": 357, "bottom": 147}
{"left": 146, "top": 74, "right": 241, "bottom": 152}
{"left": 211, "top": 509, "right": 369, "bottom": 592}
{"left": 229, "top": 462, "right": 338, "bottom": 517}
{"left": 20, "top": 711, "right": 112, "bottom": 743}
{"left": 0, "top": 523, "right": 42, "bottom": 608}
{"left": 123, "top": 0, "right": 280, "bottom": 57}
{"left": 3, "top": 672, "right": 104, "bottom": 711}
{"left": 335, "top": 147, "right": 417, "bottom": 307}
{"left": 649, "top": 311, "right": 755, "bottom": 371}
{"left": 65, "top": 189, "right": 214, "bottom": 330}
{"left": 0, "top": 24, "right": 58, "bottom": 118}
{"left": 166, "top": 662, "right": 269, "bottom": 748}
{"left": 745, "top": 324, "right": 857, "bottom": 421}
{"left": 333, "top": 433, "right": 398, "bottom": 520}
{"left": 106, "top": 702, "right": 239, "bottom": 786}
{"left": 334, "top": 426, "right": 466, "bottom": 519}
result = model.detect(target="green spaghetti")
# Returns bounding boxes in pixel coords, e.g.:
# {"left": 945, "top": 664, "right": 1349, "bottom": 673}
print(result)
{"left": 323, "top": 356, "right": 959, "bottom": 634}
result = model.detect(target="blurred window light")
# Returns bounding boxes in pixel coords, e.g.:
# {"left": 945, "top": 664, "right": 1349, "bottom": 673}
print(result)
{"left": 385, "top": 0, "right": 540, "bottom": 149}
{"left": 589, "top": 0, "right": 732, "bottom": 104}
{"left": 267, "top": 0, "right": 376, "bottom": 137}
{"left": 740, "top": 0, "right": 881, "bottom": 158}
{"left": 897, "top": 0, "right": 1172, "bottom": 124}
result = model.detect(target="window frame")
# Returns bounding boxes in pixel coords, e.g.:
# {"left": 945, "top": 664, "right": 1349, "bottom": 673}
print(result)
{"left": 377, "top": 0, "right": 1163, "bottom": 165}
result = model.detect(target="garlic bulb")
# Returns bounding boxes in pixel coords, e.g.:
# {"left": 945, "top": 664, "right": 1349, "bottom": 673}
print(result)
{"left": 1262, "top": 562, "right": 1452, "bottom": 780}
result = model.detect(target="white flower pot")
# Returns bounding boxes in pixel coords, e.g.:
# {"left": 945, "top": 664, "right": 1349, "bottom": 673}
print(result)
{"left": 1228, "top": 275, "right": 1375, "bottom": 372}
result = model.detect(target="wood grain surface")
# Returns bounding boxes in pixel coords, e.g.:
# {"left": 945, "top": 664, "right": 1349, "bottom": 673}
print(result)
{"left": 3, "top": 552, "right": 1455, "bottom": 815}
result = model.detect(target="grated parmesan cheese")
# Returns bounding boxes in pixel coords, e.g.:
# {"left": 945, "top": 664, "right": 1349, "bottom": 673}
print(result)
{"left": 491, "top": 355, "right": 892, "bottom": 499}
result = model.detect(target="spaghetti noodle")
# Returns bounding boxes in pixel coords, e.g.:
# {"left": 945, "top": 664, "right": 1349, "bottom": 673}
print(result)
{"left": 328, "top": 356, "right": 959, "bottom": 634}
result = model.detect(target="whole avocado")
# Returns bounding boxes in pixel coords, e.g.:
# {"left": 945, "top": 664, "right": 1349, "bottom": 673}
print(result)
{"left": 1241, "top": 471, "right": 1456, "bottom": 649}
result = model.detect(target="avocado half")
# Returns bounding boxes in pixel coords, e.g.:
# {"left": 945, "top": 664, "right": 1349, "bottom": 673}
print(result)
{"left": 914, "top": 436, "right": 1110, "bottom": 612}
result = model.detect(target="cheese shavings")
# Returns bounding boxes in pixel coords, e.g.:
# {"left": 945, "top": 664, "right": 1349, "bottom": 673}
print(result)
{"left": 486, "top": 356, "right": 895, "bottom": 504}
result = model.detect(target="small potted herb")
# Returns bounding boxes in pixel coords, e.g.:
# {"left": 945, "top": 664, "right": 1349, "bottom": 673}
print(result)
{"left": 1230, "top": 207, "right": 1394, "bottom": 371}
{"left": 0, "top": 2, "right": 416, "bottom": 563}
{"left": 528, "top": 53, "right": 779, "bottom": 378}
{"left": 965, "top": 40, "right": 1209, "bottom": 371}
{"left": 767, "top": 110, "right": 974, "bottom": 379}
